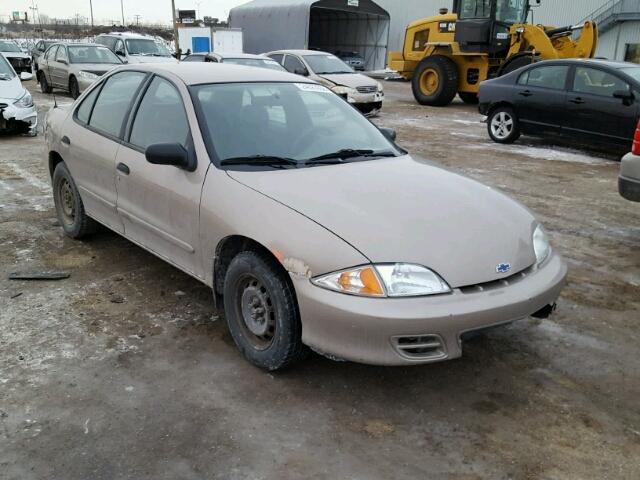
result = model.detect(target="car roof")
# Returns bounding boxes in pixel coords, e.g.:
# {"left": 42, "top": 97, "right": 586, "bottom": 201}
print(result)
{"left": 53, "top": 42, "right": 107, "bottom": 48}
{"left": 268, "top": 49, "right": 332, "bottom": 56}
{"left": 533, "top": 58, "right": 639, "bottom": 70}
{"left": 99, "top": 32, "right": 153, "bottom": 39}
{"left": 216, "top": 52, "right": 272, "bottom": 60}
{"left": 116, "top": 62, "right": 312, "bottom": 85}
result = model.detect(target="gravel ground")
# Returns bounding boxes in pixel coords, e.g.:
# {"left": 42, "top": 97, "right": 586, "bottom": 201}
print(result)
{"left": 1, "top": 79, "right": 639, "bottom": 479}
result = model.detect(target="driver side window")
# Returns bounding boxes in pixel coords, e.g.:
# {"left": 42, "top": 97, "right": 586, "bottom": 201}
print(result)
{"left": 56, "top": 46, "right": 68, "bottom": 63}
{"left": 284, "top": 55, "right": 305, "bottom": 74}
{"left": 115, "top": 40, "right": 124, "bottom": 54}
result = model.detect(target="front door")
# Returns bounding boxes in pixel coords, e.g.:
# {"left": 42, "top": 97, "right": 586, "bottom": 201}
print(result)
{"left": 513, "top": 64, "right": 570, "bottom": 134}
{"left": 51, "top": 45, "right": 69, "bottom": 88}
{"left": 564, "top": 65, "right": 639, "bottom": 148}
{"left": 114, "top": 75, "right": 207, "bottom": 279}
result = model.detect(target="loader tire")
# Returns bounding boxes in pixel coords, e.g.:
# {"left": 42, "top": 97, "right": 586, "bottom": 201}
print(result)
{"left": 412, "top": 56, "right": 459, "bottom": 107}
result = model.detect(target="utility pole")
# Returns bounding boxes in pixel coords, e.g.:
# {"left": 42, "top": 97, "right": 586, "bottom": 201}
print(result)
{"left": 120, "top": 0, "right": 125, "bottom": 27}
{"left": 133, "top": 14, "right": 142, "bottom": 26}
{"left": 171, "top": 0, "right": 179, "bottom": 54}
{"left": 89, "top": 0, "right": 94, "bottom": 28}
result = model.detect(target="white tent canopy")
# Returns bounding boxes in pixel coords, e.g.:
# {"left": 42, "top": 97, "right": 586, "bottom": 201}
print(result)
{"left": 229, "top": 0, "right": 390, "bottom": 70}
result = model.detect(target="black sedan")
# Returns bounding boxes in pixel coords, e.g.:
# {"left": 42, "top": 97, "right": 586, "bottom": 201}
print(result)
{"left": 479, "top": 59, "right": 640, "bottom": 152}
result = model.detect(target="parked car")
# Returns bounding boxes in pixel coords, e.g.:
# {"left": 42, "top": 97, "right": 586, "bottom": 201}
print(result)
{"left": 266, "top": 49, "right": 384, "bottom": 115}
{"left": 0, "top": 54, "right": 36, "bottom": 134}
{"left": 31, "top": 39, "right": 56, "bottom": 73}
{"left": 479, "top": 59, "right": 640, "bottom": 152}
{"left": 335, "top": 50, "right": 366, "bottom": 71}
{"left": 38, "top": 43, "right": 123, "bottom": 98}
{"left": 44, "top": 63, "right": 566, "bottom": 370}
{"left": 182, "top": 52, "right": 286, "bottom": 71}
{"left": 95, "top": 32, "right": 178, "bottom": 64}
{"left": 619, "top": 119, "right": 640, "bottom": 202}
{"left": 0, "top": 39, "right": 32, "bottom": 75}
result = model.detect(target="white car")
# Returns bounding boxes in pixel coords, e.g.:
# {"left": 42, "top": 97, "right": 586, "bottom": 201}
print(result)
{"left": 0, "top": 54, "right": 36, "bottom": 135}
{"left": 0, "top": 39, "right": 33, "bottom": 75}
{"left": 94, "top": 32, "right": 178, "bottom": 64}
{"left": 619, "top": 120, "right": 640, "bottom": 202}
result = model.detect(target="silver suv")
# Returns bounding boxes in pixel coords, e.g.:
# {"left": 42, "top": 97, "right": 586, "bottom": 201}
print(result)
{"left": 95, "top": 32, "right": 178, "bottom": 64}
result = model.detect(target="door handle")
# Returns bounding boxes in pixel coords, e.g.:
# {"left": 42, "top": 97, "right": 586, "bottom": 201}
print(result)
{"left": 61, "top": 135, "right": 70, "bottom": 145}
{"left": 569, "top": 97, "right": 585, "bottom": 104}
{"left": 116, "top": 162, "right": 130, "bottom": 175}
{"left": 518, "top": 90, "right": 533, "bottom": 97}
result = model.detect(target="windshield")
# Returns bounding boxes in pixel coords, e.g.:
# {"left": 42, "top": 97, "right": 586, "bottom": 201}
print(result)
{"left": 125, "top": 39, "right": 171, "bottom": 57}
{"left": 68, "top": 46, "right": 122, "bottom": 64}
{"left": 0, "top": 55, "right": 16, "bottom": 80}
{"left": 458, "top": 0, "right": 492, "bottom": 19}
{"left": 303, "top": 54, "right": 353, "bottom": 74}
{"left": 0, "top": 40, "right": 22, "bottom": 53}
{"left": 621, "top": 67, "right": 640, "bottom": 83}
{"left": 193, "top": 82, "right": 398, "bottom": 167}
{"left": 223, "top": 58, "right": 285, "bottom": 71}
{"left": 496, "top": 0, "right": 528, "bottom": 24}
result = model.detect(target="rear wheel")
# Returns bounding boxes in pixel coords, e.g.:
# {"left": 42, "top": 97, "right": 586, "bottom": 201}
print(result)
{"left": 69, "top": 76, "right": 80, "bottom": 99}
{"left": 487, "top": 106, "right": 521, "bottom": 144}
{"left": 52, "top": 162, "right": 98, "bottom": 238}
{"left": 40, "top": 73, "right": 52, "bottom": 94}
{"left": 223, "top": 251, "right": 308, "bottom": 370}
{"left": 412, "top": 56, "right": 458, "bottom": 107}
{"left": 459, "top": 92, "right": 479, "bottom": 104}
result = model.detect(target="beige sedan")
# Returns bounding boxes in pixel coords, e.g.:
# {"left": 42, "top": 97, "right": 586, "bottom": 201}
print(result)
{"left": 45, "top": 63, "right": 567, "bottom": 370}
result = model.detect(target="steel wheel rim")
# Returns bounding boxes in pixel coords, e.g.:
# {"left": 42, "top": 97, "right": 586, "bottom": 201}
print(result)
{"left": 420, "top": 68, "right": 439, "bottom": 96}
{"left": 490, "top": 111, "right": 514, "bottom": 140}
{"left": 58, "top": 178, "right": 76, "bottom": 225}
{"left": 235, "top": 274, "right": 276, "bottom": 350}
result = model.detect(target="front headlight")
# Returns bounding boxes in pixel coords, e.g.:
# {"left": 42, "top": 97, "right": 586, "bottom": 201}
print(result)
{"left": 533, "top": 225, "right": 551, "bottom": 264}
{"left": 312, "top": 264, "right": 451, "bottom": 298}
{"left": 79, "top": 70, "right": 98, "bottom": 80}
{"left": 377, "top": 81, "right": 384, "bottom": 92}
{"left": 331, "top": 85, "right": 356, "bottom": 96}
{"left": 14, "top": 90, "right": 33, "bottom": 108}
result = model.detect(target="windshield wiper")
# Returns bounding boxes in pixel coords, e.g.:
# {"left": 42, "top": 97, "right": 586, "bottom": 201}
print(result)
{"left": 305, "top": 149, "right": 397, "bottom": 165}
{"left": 221, "top": 155, "right": 299, "bottom": 168}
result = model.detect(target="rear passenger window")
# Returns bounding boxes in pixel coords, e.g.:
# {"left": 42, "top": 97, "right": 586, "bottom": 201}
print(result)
{"left": 129, "top": 77, "right": 189, "bottom": 149}
{"left": 284, "top": 55, "right": 305, "bottom": 74}
{"left": 89, "top": 71, "right": 146, "bottom": 138}
{"left": 520, "top": 65, "right": 569, "bottom": 90}
{"left": 75, "top": 86, "right": 100, "bottom": 124}
{"left": 573, "top": 67, "right": 628, "bottom": 97}
{"left": 268, "top": 54, "right": 284, "bottom": 64}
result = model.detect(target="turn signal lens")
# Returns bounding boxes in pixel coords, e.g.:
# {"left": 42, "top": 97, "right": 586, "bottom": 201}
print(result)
{"left": 314, "top": 266, "right": 385, "bottom": 297}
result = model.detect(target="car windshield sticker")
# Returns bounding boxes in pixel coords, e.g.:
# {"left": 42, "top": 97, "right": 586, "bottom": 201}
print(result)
{"left": 295, "top": 83, "right": 331, "bottom": 93}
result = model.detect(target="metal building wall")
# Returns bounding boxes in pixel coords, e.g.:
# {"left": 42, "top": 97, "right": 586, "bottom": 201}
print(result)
{"left": 597, "top": 21, "right": 640, "bottom": 60}
{"left": 374, "top": 0, "right": 612, "bottom": 53}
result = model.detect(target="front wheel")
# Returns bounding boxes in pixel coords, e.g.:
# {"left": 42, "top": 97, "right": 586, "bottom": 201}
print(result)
{"left": 487, "top": 106, "right": 521, "bottom": 144}
{"left": 40, "top": 73, "right": 52, "bottom": 94}
{"left": 411, "top": 56, "right": 459, "bottom": 107}
{"left": 223, "top": 251, "right": 308, "bottom": 370}
{"left": 69, "top": 76, "right": 80, "bottom": 99}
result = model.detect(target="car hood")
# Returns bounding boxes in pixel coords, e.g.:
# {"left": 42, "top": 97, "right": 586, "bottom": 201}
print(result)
{"left": 0, "top": 77, "right": 26, "bottom": 101}
{"left": 128, "top": 55, "right": 178, "bottom": 64}
{"left": 70, "top": 63, "right": 120, "bottom": 73}
{"left": 318, "top": 73, "right": 377, "bottom": 89}
{"left": 1, "top": 52, "right": 29, "bottom": 60}
{"left": 227, "top": 155, "right": 538, "bottom": 288}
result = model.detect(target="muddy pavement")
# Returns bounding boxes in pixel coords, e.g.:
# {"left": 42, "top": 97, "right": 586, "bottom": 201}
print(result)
{"left": 1, "top": 80, "right": 639, "bottom": 479}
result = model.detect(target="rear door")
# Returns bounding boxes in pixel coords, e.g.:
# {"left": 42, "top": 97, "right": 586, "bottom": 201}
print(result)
{"left": 63, "top": 71, "right": 148, "bottom": 233}
{"left": 114, "top": 75, "right": 207, "bottom": 279}
{"left": 513, "top": 64, "right": 570, "bottom": 134}
{"left": 564, "top": 65, "right": 638, "bottom": 147}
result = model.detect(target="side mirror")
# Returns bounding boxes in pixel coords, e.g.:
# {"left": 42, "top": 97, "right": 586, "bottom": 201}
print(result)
{"left": 20, "top": 71, "right": 33, "bottom": 81}
{"left": 379, "top": 127, "right": 397, "bottom": 142}
{"left": 145, "top": 143, "right": 196, "bottom": 171}
{"left": 613, "top": 89, "right": 634, "bottom": 104}
{"left": 115, "top": 50, "right": 125, "bottom": 57}
{"left": 294, "top": 67, "right": 309, "bottom": 77}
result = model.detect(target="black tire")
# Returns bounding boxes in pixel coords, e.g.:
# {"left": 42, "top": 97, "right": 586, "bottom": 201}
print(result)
{"left": 223, "top": 251, "right": 308, "bottom": 370}
{"left": 499, "top": 53, "right": 535, "bottom": 76}
{"left": 411, "top": 55, "right": 459, "bottom": 107}
{"left": 40, "top": 73, "right": 52, "bottom": 94}
{"left": 69, "top": 76, "right": 80, "bottom": 99}
{"left": 52, "top": 162, "right": 98, "bottom": 239}
{"left": 487, "top": 106, "right": 521, "bottom": 144}
{"left": 459, "top": 92, "right": 479, "bottom": 104}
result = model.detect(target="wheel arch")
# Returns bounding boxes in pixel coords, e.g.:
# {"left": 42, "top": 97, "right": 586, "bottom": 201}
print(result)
{"left": 212, "top": 234, "right": 297, "bottom": 308}
{"left": 486, "top": 101, "right": 514, "bottom": 117}
{"left": 48, "top": 150, "right": 65, "bottom": 179}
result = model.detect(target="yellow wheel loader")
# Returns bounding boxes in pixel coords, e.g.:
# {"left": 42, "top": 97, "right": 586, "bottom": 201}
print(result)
{"left": 389, "top": 0, "right": 598, "bottom": 106}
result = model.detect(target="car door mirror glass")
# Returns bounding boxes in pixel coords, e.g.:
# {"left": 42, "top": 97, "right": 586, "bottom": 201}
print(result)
{"left": 115, "top": 50, "right": 125, "bottom": 57}
{"left": 145, "top": 143, "right": 193, "bottom": 171}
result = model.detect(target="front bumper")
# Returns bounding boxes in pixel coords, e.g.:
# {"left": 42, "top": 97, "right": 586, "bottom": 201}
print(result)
{"left": 292, "top": 251, "right": 567, "bottom": 366}
{"left": 0, "top": 103, "right": 37, "bottom": 134}
{"left": 347, "top": 91, "right": 384, "bottom": 113}
{"left": 619, "top": 152, "right": 640, "bottom": 202}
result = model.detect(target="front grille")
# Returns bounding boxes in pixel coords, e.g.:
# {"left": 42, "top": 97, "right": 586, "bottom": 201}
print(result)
{"left": 356, "top": 86, "right": 377, "bottom": 94}
{"left": 9, "top": 58, "right": 30, "bottom": 67}
{"left": 459, "top": 265, "right": 534, "bottom": 294}
{"left": 391, "top": 334, "right": 447, "bottom": 360}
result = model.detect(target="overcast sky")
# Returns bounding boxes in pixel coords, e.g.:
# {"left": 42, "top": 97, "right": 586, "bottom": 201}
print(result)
{"left": 3, "top": 0, "right": 247, "bottom": 25}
